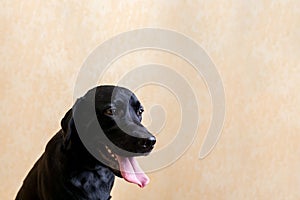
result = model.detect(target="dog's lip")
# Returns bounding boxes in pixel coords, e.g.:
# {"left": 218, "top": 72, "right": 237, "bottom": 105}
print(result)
{"left": 104, "top": 145, "right": 151, "bottom": 159}
{"left": 105, "top": 145, "right": 118, "bottom": 160}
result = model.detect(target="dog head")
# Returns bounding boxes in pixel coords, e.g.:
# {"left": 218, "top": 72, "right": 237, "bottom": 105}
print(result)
{"left": 61, "top": 85, "right": 156, "bottom": 187}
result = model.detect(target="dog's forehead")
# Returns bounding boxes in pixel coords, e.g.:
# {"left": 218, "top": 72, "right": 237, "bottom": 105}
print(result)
{"left": 95, "top": 86, "right": 140, "bottom": 105}
{"left": 112, "top": 88, "right": 140, "bottom": 107}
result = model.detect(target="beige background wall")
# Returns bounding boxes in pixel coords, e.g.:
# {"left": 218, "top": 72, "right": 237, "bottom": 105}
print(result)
{"left": 1, "top": 0, "right": 300, "bottom": 199}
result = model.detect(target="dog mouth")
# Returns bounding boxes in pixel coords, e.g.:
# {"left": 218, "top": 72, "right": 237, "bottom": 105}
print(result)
{"left": 103, "top": 145, "right": 151, "bottom": 188}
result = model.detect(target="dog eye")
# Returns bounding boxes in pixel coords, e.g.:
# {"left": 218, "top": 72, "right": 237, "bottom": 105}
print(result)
{"left": 137, "top": 107, "right": 144, "bottom": 116}
{"left": 104, "top": 108, "right": 117, "bottom": 116}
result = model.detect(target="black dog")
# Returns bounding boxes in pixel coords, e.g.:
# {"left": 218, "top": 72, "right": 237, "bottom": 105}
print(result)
{"left": 16, "top": 85, "right": 156, "bottom": 200}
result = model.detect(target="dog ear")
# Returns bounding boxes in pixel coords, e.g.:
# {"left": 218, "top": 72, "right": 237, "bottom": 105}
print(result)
{"left": 61, "top": 88, "right": 99, "bottom": 149}
{"left": 61, "top": 108, "right": 74, "bottom": 148}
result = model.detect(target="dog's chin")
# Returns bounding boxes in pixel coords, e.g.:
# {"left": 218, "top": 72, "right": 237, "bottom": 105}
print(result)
{"left": 98, "top": 145, "right": 153, "bottom": 188}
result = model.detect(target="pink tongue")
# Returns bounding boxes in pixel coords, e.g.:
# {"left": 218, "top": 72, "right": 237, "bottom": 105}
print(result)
{"left": 116, "top": 156, "right": 150, "bottom": 188}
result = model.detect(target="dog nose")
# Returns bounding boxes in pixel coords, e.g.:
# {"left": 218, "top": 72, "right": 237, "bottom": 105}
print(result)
{"left": 138, "top": 136, "right": 156, "bottom": 151}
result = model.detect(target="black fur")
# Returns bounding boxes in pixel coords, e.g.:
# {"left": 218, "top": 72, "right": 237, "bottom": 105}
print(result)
{"left": 16, "top": 85, "right": 156, "bottom": 200}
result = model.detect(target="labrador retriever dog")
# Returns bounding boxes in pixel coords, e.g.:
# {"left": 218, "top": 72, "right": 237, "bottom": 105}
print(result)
{"left": 16, "top": 85, "right": 156, "bottom": 200}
